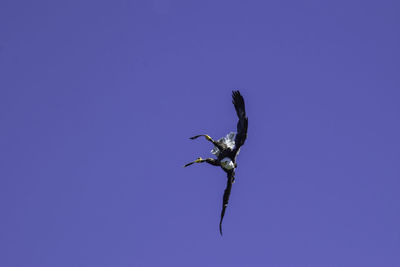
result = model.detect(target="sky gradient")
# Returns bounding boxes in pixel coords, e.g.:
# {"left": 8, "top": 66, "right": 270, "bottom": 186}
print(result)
{"left": 1, "top": 0, "right": 399, "bottom": 266}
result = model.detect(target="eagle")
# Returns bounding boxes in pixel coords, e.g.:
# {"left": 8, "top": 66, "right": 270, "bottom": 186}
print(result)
{"left": 184, "top": 90, "right": 248, "bottom": 235}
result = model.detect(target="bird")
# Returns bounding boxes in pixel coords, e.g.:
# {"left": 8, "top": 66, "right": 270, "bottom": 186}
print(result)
{"left": 184, "top": 90, "right": 248, "bottom": 235}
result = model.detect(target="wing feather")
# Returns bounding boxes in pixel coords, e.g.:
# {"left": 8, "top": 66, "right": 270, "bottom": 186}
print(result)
{"left": 219, "top": 171, "right": 235, "bottom": 236}
{"left": 232, "top": 91, "right": 248, "bottom": 152}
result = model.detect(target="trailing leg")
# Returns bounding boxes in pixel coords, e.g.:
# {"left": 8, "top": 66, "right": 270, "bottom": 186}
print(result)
{"left": 189, "top": 134, "right": 224, "bottom": 151}
{"left": 184, "top": 157, "right": 220, "bottom": 167}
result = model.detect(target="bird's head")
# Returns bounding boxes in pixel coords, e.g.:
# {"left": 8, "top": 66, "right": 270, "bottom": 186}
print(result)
{"left": 221, "top": 157, "right": 235, "bottom": 170}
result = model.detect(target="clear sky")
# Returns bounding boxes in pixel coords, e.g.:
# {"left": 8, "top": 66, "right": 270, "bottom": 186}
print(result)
{"left": 1, "top": 0, "right": 399, "bottom": 266}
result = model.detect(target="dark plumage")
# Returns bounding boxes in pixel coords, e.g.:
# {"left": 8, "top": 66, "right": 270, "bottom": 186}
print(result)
{"left": 184, "top": 90, "right": 248, "bottom": 235}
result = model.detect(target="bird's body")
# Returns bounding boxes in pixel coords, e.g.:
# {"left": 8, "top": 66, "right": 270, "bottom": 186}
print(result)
{"left": 184, "top": 91, "right": 248, "bottom": 235}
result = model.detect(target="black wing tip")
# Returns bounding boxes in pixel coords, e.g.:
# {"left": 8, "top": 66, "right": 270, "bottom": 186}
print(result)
{"left": 232, "top": 90, "right": 246, "bottom": 120}
{"left": 219, "top": 216, "right": 224, "bottom": 236}
{"left": 232, "top": 90, "right": 244, "bottom": 103}
{"left": 232, "top": 90, "right": 242, "bottom": 100}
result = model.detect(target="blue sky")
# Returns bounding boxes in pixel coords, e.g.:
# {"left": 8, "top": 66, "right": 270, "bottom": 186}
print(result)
{"left": 1, "top": 0, "right": 399, "bottom": 266}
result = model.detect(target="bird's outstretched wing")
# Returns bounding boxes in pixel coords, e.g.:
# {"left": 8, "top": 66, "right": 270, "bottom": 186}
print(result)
{"left": 232, "top": 91, "right": 248, "bottom": 153}
{"left": 219, "top": 171, "right": 235, "bottom": 236}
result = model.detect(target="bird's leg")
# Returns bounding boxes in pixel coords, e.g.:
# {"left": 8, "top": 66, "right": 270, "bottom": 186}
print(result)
{"left": 189, "top": 134, "right": 224, "bottom": 151}
{"left": 184, "top": 157, "right": 219, "bottom": 167}
{"left": 204, "top": 158, "right": 220, "bottom": 166}
{"left": 183, "top": 157, "right": 203, "bottom": 167}
{"left": 189, "top": 134, "right": 213, "bottom": 141}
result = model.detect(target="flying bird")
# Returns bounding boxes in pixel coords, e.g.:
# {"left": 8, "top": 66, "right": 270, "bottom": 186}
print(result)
{"left": 184, "top": 90, "right": 248, "bottom": 235}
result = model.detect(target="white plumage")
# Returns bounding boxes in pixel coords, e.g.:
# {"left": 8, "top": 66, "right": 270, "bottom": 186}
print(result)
{"left": 210, "top": 132, "right": 236, "bottom": 156}
{"left": 220, "top": 157, "right": 235, "bottom": 170}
